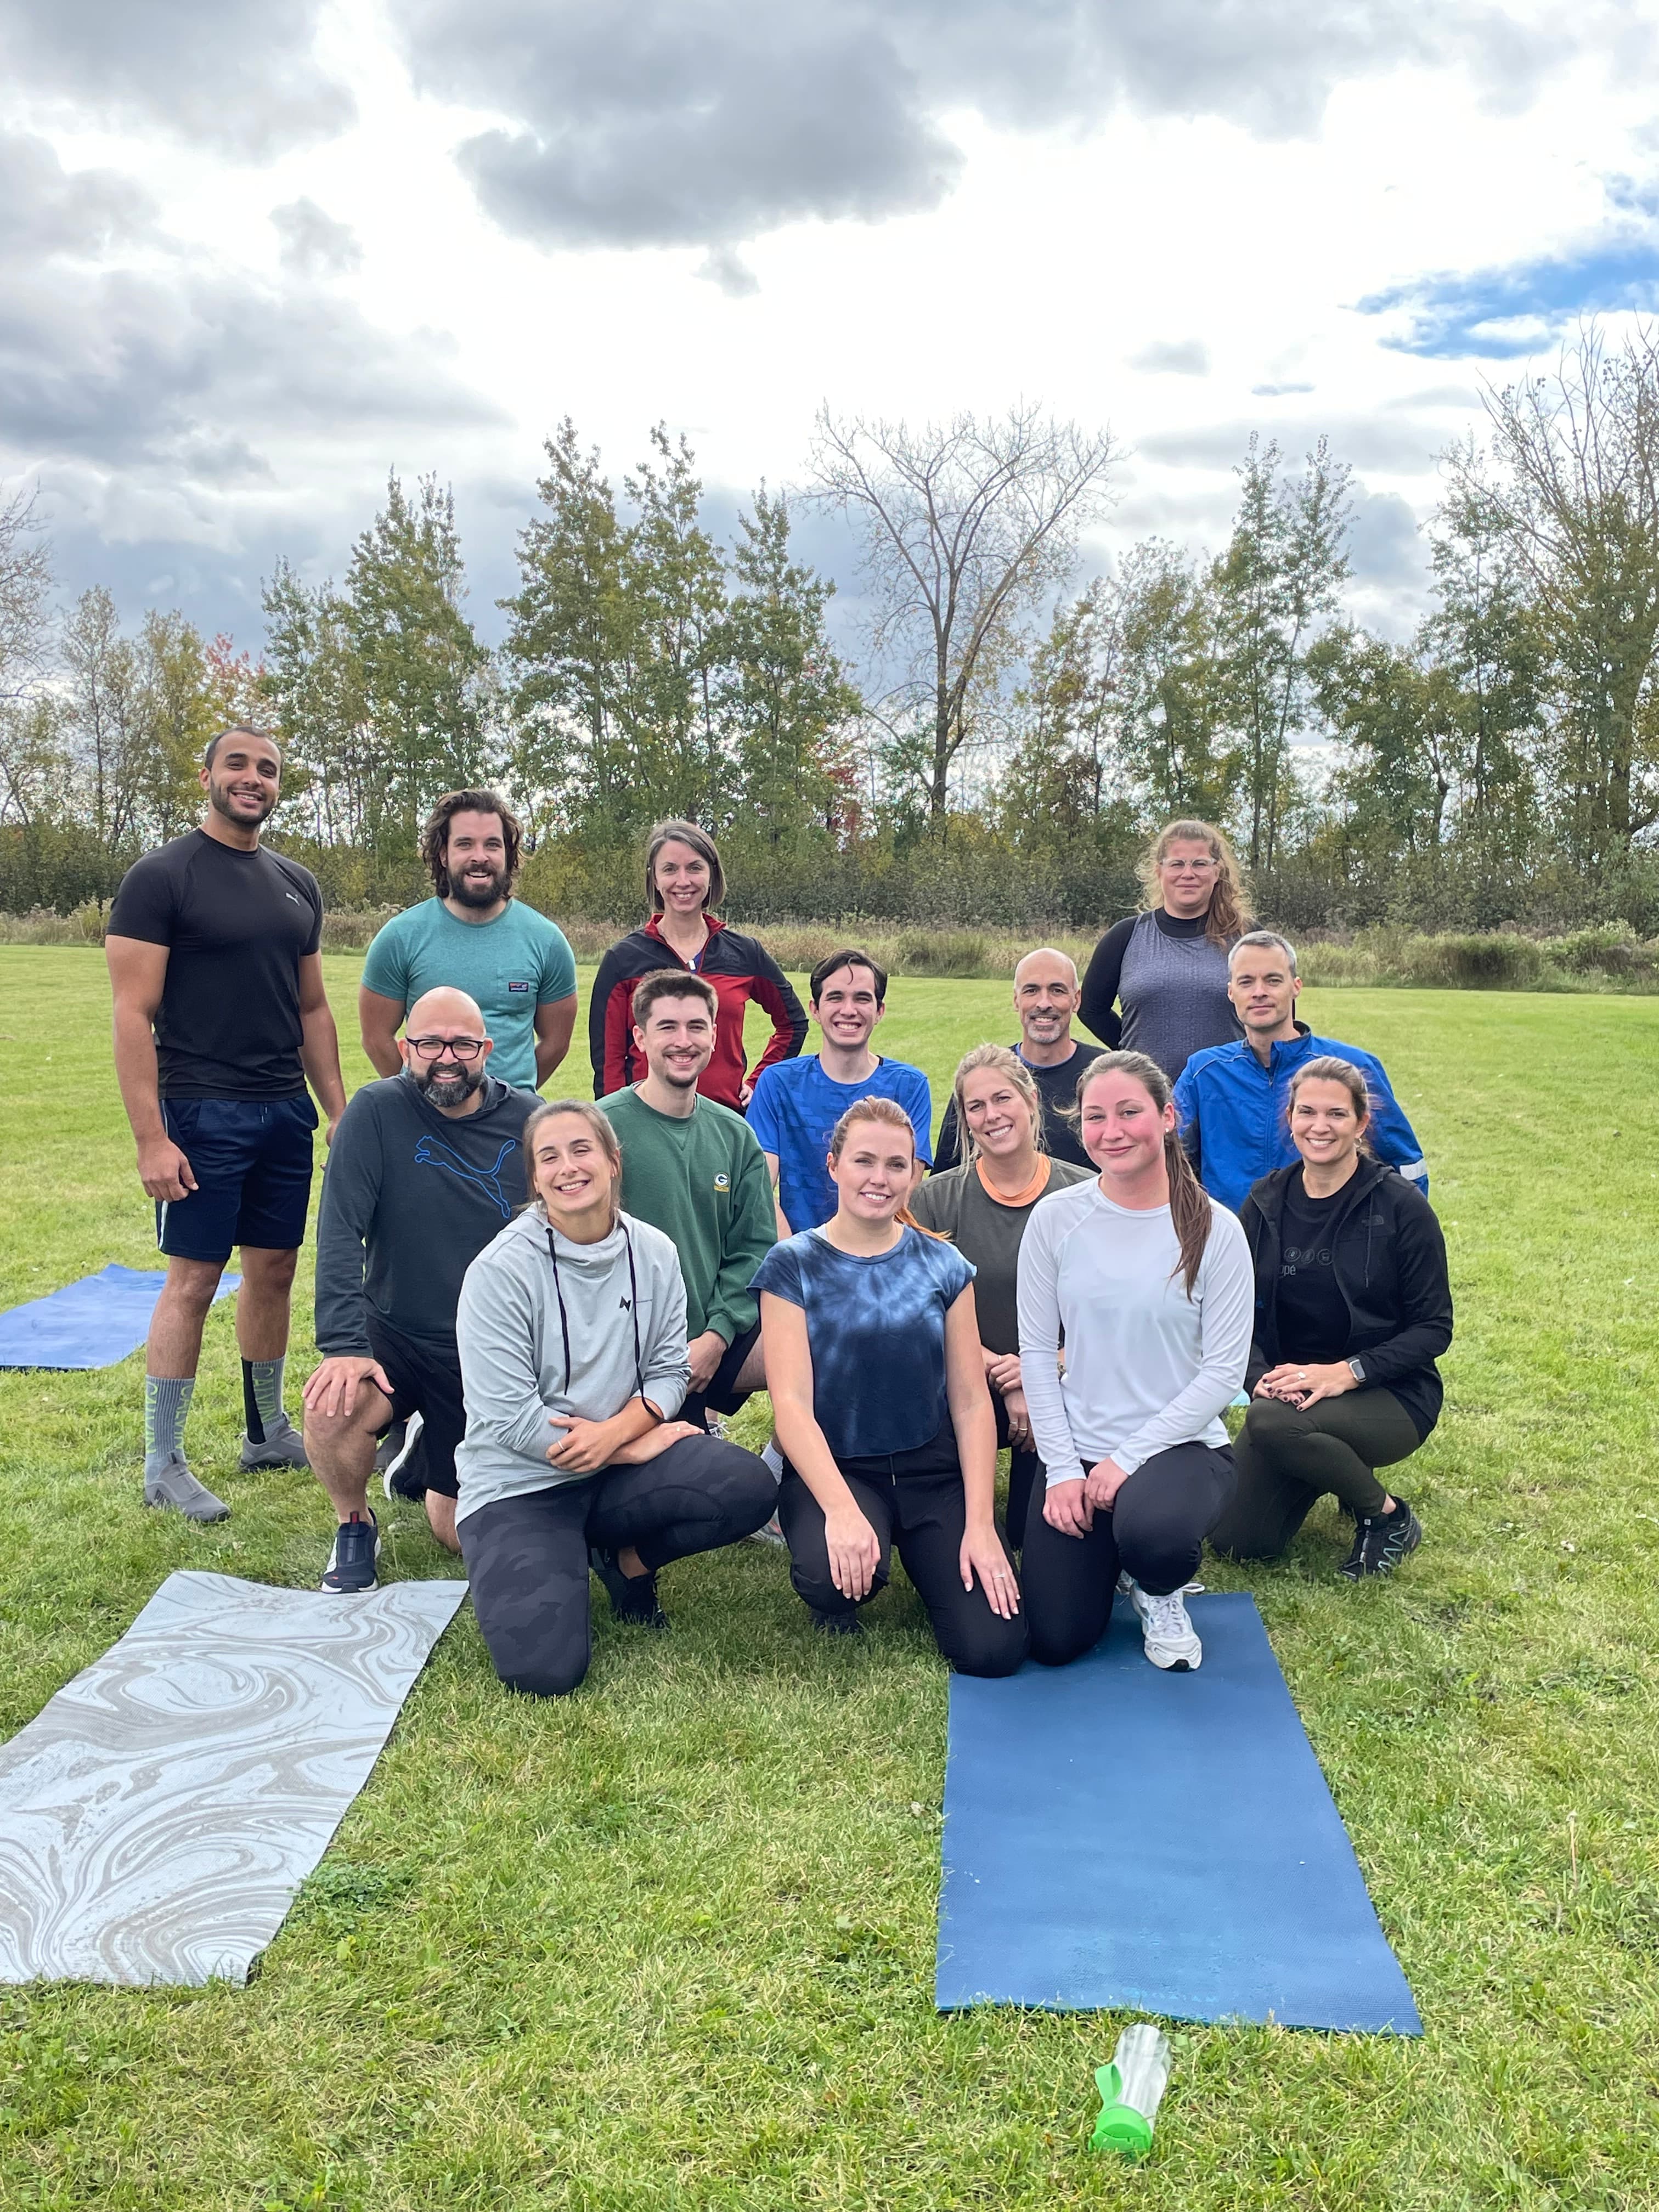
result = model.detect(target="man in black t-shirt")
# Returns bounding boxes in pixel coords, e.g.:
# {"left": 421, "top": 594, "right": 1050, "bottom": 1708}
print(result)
{"left": 933, "top": 947, "right": 1094, "bottom": 1172}
{"left": 106, "top": 726, "right": 347, "bottom": 1522}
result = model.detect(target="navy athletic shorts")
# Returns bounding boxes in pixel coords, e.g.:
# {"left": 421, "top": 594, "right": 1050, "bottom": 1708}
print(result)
{"left": 155, "top": 1096, "right": 319, "bottom": 1263}
{"left": 365, "top": 1314, "right": 466, "bottom": 1501}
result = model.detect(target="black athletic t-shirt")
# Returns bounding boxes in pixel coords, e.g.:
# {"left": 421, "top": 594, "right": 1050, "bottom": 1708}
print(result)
{"left": 108, "top": 831, "right": 324, "bottom": 1098}
{"left": 1273, "top": 1170, "right": 1351, "bottom": 1365}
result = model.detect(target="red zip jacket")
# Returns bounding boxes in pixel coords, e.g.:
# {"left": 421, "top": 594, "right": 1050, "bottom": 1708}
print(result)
{"left": 589, "top": 915, "right": 808, "bottom": 1110}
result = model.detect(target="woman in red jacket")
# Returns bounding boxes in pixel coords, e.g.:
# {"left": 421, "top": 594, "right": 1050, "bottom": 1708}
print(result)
{"left": 590, "top": 820, "right": 808, "bottom": 1111}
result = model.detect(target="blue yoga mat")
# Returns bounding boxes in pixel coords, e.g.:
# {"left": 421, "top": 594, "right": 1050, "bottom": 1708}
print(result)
{"left": 936, "top": 1592, "right": 1421, "bottom": 2034}
{"left": 0, "top": 1266, "right": 239, "bottom": 1371}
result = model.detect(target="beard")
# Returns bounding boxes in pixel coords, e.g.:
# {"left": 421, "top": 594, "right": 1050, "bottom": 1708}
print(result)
{"left": 411, "top": 1060, "right": 486, "bottom": 1108}
{"left": 207, "top": 778, "right": 276, "bottom": 828}
{"left": 447, "top": 864, "right": 509, "bottom": 908}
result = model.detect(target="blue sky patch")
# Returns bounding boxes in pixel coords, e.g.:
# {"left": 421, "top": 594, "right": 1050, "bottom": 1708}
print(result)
{"left": 1357, "top": 238, "right": 1659, "bottom": 358}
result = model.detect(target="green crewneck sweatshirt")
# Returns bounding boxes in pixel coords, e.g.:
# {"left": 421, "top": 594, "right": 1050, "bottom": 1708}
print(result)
{"left": 599, "top": 1085, "right": 777, "bottom": 1345}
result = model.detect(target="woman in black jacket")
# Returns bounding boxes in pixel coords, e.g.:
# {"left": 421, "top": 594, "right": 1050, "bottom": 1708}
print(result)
{"left": 1210, "top": 1056, "right": 1452, "bottom": 1579}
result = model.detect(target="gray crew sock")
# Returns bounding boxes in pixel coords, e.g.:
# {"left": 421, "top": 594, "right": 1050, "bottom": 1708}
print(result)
{"left": 144, "top": 1376, "right": 195, "bottom": 1476}
{"left": 242, "top": 1357, "right": 287, "bottom": 1442}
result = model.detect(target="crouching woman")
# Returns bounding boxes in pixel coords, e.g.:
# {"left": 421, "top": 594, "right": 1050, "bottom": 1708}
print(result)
{"left": 1209, "top": 1056, "right": 1452, "bottom": 1579}
{"left": 455, "top": 1100, "right": 776, "bottom": 1696}
{"left": 753, "top": 1097, "right": 1027, "bottom": 1675}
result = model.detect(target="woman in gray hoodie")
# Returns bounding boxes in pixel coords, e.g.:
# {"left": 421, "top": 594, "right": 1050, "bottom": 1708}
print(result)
{"left": 455, "top": 1099, "right": 776, "bottom": 1695}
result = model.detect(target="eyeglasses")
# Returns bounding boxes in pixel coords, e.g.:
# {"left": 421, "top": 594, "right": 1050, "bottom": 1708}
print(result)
{"left": 407, "top": 1035, "right": 486, "bottom": 1060}
{"left": 1160, "top": 856, "right": 1218, "bottom": 871}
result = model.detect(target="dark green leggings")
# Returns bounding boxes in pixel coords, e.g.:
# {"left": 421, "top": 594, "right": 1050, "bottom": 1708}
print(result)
{"left": 1210, "top": 1387, "right": 1423, "bottom": 1561}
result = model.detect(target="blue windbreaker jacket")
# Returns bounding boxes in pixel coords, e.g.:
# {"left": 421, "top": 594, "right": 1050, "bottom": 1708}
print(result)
{"left": 1172, "top": 1024, "right": 1429, "bottom": 1217}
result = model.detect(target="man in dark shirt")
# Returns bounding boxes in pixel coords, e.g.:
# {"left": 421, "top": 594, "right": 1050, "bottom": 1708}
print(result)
{"left": 301, "top": 985, "right": 535, "bottom": 1593}
{"left": 106, "top": 727, "right": 347, "bottom": 1523}
{"left": 933, "top": 947, "right": 1094, "bottom": 1172}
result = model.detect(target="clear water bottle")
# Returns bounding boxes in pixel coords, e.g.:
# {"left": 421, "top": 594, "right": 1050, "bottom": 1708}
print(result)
{"left": 1090, "top": 2022, "right": 1172, "bottom": 2158}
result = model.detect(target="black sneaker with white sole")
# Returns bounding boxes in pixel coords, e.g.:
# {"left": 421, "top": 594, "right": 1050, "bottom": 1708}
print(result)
{"left": 1339, "top": 1498, "right": 1423, "bottom": 1580}
{"left": 321, "top": 1510, "right": 380, "bottom": 1594}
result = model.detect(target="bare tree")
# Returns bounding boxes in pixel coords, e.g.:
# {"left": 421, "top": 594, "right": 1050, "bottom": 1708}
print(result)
{"left": 1454, "top": 324, "right": 1659, "bottom": 864}
{"left": 808, "top": 403, "right": 1116, "bottom": 823}
{"left": 0, "top": 487, "right": 59, "bottom": 829}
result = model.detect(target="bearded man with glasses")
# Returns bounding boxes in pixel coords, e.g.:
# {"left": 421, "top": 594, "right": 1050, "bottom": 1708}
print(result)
{"left": 300, "top": 986, "right": 538, "bottom": 1591}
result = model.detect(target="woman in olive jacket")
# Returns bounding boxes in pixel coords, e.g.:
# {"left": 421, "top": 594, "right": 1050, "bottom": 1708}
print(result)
{"left": 1209, "top": 1056, "right": 1452, "bottom": 1581}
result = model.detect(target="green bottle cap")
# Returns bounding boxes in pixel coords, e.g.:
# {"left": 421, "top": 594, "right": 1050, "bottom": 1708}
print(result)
{"left": 1091, "top": 2102, "right": 1154, "bottom": 2159}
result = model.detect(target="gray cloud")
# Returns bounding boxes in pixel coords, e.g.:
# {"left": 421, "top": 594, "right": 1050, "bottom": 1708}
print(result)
{"left": 0, "top": 0, "right": 353, "bottom": 155}
{"left": 1141, "top": 413, "right": 1449, "bottom": 477}
{"left": 697, "top": 246, "right": 761, "bottom": 298}
{"left": 1131, "top": 338, "right": 1211, "bottom": 376}
{"left": 388, "top": 0, "right": 1569, "bottom": 250}
{"left": 273, "top": 198, "right": 364, "bottom": 277}
{"left": 0, "top": 130, "right": 503, "bottom": 531}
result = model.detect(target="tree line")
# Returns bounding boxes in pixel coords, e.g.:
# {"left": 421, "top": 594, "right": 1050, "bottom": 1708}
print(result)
{"left": 3, "top": 323, "right": 1657, "bottom": 935}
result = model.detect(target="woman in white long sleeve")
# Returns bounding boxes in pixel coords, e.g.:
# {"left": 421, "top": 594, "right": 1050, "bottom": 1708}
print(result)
{"left": 1016, "top": 1049, "right": 1252, "bottom": 1672}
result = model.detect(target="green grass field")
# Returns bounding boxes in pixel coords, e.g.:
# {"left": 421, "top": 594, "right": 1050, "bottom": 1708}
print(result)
{"left": 1, "top": 946, "right": 1656, "bottom": 2211}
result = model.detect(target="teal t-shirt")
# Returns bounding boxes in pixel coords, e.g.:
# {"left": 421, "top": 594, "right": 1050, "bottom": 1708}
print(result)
{"left": 360, "top": 899, "right": 577, "bottom": 1090}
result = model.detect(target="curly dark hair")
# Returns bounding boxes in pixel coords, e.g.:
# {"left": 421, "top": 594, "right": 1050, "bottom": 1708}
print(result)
{"left": 420, "top": 789, "right": 523, "bottom": 898}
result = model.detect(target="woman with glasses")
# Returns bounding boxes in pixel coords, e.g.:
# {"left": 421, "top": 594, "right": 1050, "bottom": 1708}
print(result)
{"left": 1080, "top": 820, "right": 1251, "bottom": 1081}
{"left": 453, "top": 1100, "right": 776, "bottom": 1697}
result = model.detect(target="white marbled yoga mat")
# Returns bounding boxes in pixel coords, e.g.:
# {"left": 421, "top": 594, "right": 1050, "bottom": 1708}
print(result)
{"left": 0, "top": 1569, "right": 467, "bottom": 1987}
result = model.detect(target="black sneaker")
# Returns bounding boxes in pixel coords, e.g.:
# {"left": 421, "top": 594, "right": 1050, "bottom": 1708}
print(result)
{"left": 321, "top": 1511, "right": 380, "bottom": 1594}
{"left": 1339, "top": 1499, "right": 1423, "bottom": 1580}
{"left": 588, "top": 1545, "right": 668, "bottom": 1629}
{"left": 810, "top": 1608, "right": 862, "bottom": 1638}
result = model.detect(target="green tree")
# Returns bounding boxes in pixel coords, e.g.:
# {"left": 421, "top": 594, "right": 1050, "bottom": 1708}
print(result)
{"left": 260, "top": 562, "right": 367, "bottom": 844}
{"left": 1213, "top": 436, "right": 1352, "bottom": 871}
{"left": 1453, "top": 326, "right": 1659, "bottom": 870}
{"left": 501, "top": 418, "right": 641, "bottom": 840}
{"left": 717, "top": 487, "right": 860, "bottom": 844}
{"left": 1115, "top": 543, "right": 1235, "bottom": 821}
{"left": 345, "top": 472, "right": 491, "bottom": 853}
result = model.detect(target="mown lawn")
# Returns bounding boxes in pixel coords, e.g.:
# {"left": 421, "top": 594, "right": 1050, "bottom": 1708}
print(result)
{"left": 0, "top": 945, "right": 1656, "bottom": 2210}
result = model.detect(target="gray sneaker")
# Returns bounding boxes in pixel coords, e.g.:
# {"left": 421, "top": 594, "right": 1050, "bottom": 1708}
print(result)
{"left": 144, "top": 1451, "right": 230, "bottom": 1523}
{"left": 239, "top": 1415, "right": 310, "bottom": 1472}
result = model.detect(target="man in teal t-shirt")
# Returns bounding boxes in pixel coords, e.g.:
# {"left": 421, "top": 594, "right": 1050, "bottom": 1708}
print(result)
{"left": 359, "top": 790, "right": 577, "bottom": 1092}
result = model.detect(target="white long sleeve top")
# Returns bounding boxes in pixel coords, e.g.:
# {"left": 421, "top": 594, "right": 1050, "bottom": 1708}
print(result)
{"left": 1015, "top": 1178, "right": 1252, "bottom": 1483}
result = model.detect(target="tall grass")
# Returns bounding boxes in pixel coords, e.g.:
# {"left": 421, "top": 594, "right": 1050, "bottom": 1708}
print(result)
{"left": 13, "top": 902, "right": 1659, "bottom": 994}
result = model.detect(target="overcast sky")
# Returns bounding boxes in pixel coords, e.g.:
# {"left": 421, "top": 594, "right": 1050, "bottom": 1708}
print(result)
{"left": 3, "top": 0, "right": 1657, "bottom": 656}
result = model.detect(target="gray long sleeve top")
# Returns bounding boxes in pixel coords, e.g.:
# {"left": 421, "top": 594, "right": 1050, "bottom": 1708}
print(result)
{"left": 453, "top": 1206, "right": 691, "bottom": 1525}
{"left": 1016, "top": 1178, "right": 1253, "bottom": 1481}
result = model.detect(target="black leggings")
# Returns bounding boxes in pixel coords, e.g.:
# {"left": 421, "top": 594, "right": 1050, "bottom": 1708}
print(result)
{"left": 1210, "top": 1389, "right": 1422, "bottom": 1560}
{"left": 778, "top": 1434, "right": 1029, "bottom": 1678}
{"left": 992, "top": 1391, "right": 1044, "bottom": 1552}
{"left": 1020, "top": 1441, "right": 1236, "bottom": 1668}
{"left": 459, "top": 1434, "right": 776, "bottom": 1697}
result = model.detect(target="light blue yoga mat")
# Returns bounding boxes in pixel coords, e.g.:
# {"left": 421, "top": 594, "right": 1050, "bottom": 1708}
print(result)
{"left": 0, "top": 1265, "right": 239, "bottom": 1370}
{"left": 936, "top": 1593, "right": 1421, "bottom": 2033}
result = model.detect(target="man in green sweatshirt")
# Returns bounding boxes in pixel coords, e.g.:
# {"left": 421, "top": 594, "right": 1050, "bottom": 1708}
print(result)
{"left": 600, "top": 969, "right": 775, "bottom": 1431}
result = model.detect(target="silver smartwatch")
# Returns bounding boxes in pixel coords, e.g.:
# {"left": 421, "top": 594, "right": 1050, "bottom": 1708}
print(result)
{"left": 1347, "top": 1356, "right": 1367, "bottom": 1385}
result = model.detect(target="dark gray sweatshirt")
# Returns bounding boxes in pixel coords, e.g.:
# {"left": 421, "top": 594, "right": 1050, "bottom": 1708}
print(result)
{"left": 313, "top": 1073, "right": 538, "bottom": 1356}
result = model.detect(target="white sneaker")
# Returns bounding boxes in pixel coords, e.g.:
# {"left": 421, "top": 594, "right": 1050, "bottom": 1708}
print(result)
{"left": 1125, "top": 1578, "right": 1203, "bottom": 1672}
{"left": 380, "top": 1409, "right": 424, "bottom": 1500}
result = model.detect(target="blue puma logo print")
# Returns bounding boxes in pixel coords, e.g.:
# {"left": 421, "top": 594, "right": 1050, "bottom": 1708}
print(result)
{"left": 413, "top": 1134, "right": 518, "bottom": 1220}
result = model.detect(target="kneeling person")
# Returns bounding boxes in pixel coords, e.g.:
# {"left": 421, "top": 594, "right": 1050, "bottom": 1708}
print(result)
{"left": 1210, "top": 1057, "right": 1452, "bottom": 1578}
{"left": 456, "top": 1102, "right": 776, "bottom": 1697}
{"left": 754, "top": 1097, "right": 1026, "bottom": 1675}
{"left": 600, "top": 970, "right": 774, "bottom": 1428}
{"left": 302, "top": 988, "right": 535, "bottom": 1590}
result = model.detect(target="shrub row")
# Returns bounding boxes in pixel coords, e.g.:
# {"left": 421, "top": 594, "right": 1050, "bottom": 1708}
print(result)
{"left": 8, "top": 903, "right": 1658, "bottom": 994}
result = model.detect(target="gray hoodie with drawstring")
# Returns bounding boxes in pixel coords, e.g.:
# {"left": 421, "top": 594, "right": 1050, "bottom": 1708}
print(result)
{"left": 453, "top": 1205, "right": 691, "bottom": 1526}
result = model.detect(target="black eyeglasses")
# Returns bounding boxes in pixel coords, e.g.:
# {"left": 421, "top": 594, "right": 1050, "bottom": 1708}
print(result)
{"left": 407, "top": 1035, "right": 487, "bottom": 1060}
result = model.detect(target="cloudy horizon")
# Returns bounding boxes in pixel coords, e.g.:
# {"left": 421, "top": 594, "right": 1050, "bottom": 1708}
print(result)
{"left": 3, "top": 0, "right": 1657, "bottom": 658}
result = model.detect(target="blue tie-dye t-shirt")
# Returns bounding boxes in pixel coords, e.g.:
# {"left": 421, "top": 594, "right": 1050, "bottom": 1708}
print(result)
{"left": 751, "top": 1224, "right": 975, "bottom": 1460}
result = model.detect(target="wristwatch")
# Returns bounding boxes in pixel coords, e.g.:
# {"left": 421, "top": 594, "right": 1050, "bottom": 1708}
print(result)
{"left": 1347, "top": 1357, "right": 1367, "bottom": 1385}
